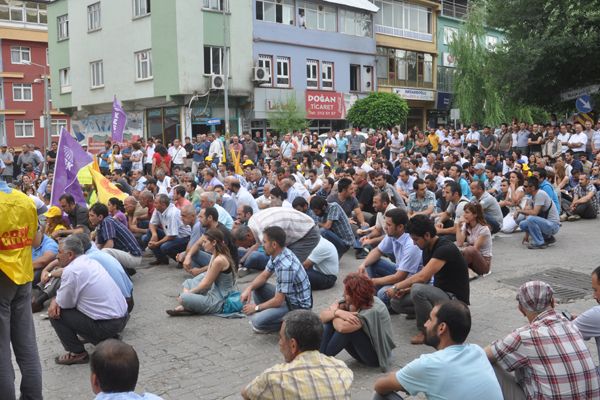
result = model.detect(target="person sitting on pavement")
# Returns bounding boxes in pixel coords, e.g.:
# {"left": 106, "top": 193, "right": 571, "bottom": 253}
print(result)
{"left": 357, "top": 208, "right": 422, "bottom": 310}
{"left": 167, "top": 228, "right": 237, "bottom": 316}
{"left": 171, "top": 185, "right": 191, "bottom": 211}
{"left": 320, "top": 273, "right": 395, "bottom": 371}
{"left": 435, "top": 181, "right": 470, "bottom": 241}
{"left": 470, "top": 180, "right": 504, "bottom": 233}
{"left": 225, "top": 176, "right": 259, "bottom": 214}
{"left": 390, "top": 215, "right": 469, "bottom": 345}
{"left": 562, "top": 173, "right": 598, "bottom": 221}
{"left": 357, "top": 192, "right": 397, "bottom": 251}
{"left": 48, "top": 236, "right": 128, "bottom": 365}
{"left": 373, "top": 300, "right": 503, "bottom": 400}
{"left": 242, "top": 310, "right": 353, "bottom": 400}
{"left": 572, "top": 266, "right": 600, "bottom": 365}
{"left": 88, "top": 203, "right": 143, "bottom": 276}
{"left": 142, "top": 194, "right": 191, "bottom": 266}
{"left": 516, "top": 176, "right": 561, "bottom": 249}
{"left": 31, "top": 227, "right": 58, "bottom": 286}
{"left": 309, "top": 196, "right": 355, "bottom": 259}
{"left": 174, "top": 204, "right": 202, "bottom": 272}
{"left": 456, "top": 203, "right": 493, "bottom": 278}
{"left": 407, "top": 178, "right": 436, "bottom": 219}
{"left": 234, "top": 204, "right": 253, "bottom": 228}
{"left": 90, "top": 339, "right": 163, "bottom": 400}
{"left": 123, "top": 195, "right": 149, "bottom": 244}
{"left": 199, "top": 191, "right": 234, "bottom": 230}
{"left": 485, "top": 280, "right": 600, "bottom": 399}
{"left": 43, "top": 205, "right": 68, "bottom": 237}
{"left": 53, "top": 193, "right": 91, "bottom": 239}
{"left": 107, "top": 197, "right": 128, "bottom": 227}
{"left": 241, "top": 227, "right": 312, "bottom": 334}
{"left": 233, "top": 207, "right": 320, "bottom": 264}
{"left": 302, "top": 237, "right": 339, "bottom": 290}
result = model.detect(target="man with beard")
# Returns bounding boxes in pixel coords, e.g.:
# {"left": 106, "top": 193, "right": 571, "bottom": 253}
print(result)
{"left": 372, "top": 300, "right": 502, "bottom": 400}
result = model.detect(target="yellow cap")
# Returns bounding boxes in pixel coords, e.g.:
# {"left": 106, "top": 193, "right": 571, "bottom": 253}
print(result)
{"left": 243, "top": 160, "right": 254, "bottom": 166}
{"left": 205, "top": 156, "right": 213, "bottom": 161}
{"left": 44, "top": 206, "right": 62, "bottom": 219}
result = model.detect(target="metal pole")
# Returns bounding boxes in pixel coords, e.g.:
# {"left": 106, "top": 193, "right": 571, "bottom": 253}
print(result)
{"left": 43, "top": 73, "right": 50, "bottom": 159}
{"left": 223, "top": 1, "right": 230, "bottom": 139}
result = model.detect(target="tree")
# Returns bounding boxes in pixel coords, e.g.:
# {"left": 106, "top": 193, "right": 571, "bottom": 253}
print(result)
{"left": 267, "top": 94, "right": 309, "bottom": 134}
{"left": 486, "top": 0, "right": 600, "bottom": 108}
{"left": 346, "top": 92, "right": 409, "bottom": 129}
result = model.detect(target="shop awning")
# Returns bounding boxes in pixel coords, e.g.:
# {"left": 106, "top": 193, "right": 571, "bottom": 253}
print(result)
{"left": 323, "top": 0, "right": 379, "bottom": 13}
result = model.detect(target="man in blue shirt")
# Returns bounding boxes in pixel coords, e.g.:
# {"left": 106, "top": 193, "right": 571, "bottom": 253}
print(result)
{"left": 449, "top": 164, "right": 472, "bottom": 199}
{"left": 241, "top": 226, "right": 312, "bottom": 334}
{"left": 534, "top": 168, "right": 561, "bottom": 213}
{"left": 373, "top": 300, "right": 502, "bottom": 400}
{"left": 336, "top": 132, "right": 348, "bottom": 162}
{"left": 310, "top": 196, "right": 354, "bottom": 259}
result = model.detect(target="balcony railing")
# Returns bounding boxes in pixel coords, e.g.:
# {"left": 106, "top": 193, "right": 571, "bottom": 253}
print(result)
{"left": 375, "top": 24, "right": 433, "bottom": 42}
{"left": 377, "top": 77, "right": 434, "bottom": 89}
{"left": 441, "top": 0, "right": 469, "bottom": 20}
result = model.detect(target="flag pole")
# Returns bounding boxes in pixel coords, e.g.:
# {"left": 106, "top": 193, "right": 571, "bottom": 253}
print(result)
{"left": 48, "top": 127, "right": 65, "bottom": 206}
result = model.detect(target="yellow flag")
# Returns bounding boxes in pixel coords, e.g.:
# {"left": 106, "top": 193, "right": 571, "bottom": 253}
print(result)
{"left": 88, "top": 166, "right": 128, "bottom": 204}
{"left": 77, "top": 162, "right": 94, "bottom": 185}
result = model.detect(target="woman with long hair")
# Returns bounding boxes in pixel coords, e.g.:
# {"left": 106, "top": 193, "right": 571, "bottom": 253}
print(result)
{"left": 107, "top": 197, "right": 128, "bottom": 226}
{"left": 110, "top": 144, "right": 123, "bottom": 174}
{"left": 320, "top": 273, "right": 395, "bottom": 370}
{"left": 167, "top": 228, "right": 237, "bottom": 316}
{"left": 152, "top": 144, "right": 171, "bottom": 176}
{"left": 456, "top": 202, "right": 492, "bottom": 277}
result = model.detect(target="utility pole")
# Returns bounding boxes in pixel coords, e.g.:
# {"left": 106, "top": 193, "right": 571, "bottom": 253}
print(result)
{"left": 222, "top": 1, "right": 230, "bottom": 139}
{"left": 43, "top": 72, "right": 50, "bottom": 153}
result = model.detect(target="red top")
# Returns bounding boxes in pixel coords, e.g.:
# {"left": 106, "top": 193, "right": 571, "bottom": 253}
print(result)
{"left": 152, "top": 153, "right": 171, "bottom": 174}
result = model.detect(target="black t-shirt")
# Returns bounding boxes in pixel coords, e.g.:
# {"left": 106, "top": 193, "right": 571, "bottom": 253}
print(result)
{"left": 356, "top": 183, "right": 375, "bottom": 214}
{"left": 529, "top": 132, "right": 543, "bottom": 153}
{"left": 69, "top": 204, "right": 91, "bottom": 232}
{"left": 423, "top": 237, "right": 470, "bottom": 304}
{"left": 184, "top": 143, "right": 193, "bottom": 159}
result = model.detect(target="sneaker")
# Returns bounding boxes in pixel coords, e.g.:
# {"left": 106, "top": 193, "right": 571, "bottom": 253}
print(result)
{"left": 527, "top": 243, "right": 548, "bottom": 250}
{"left": 355, "top": 248, "right": 368, "bottom": 260}
{"left": 567, "top": 215, "right": 581, "bottom": 221}
{"left": 545, "top": 236, "right": 556, "bottom": 245}
{"left": 560, "top": 214, "right": 568, "bottom": 222}
{"left": 250, "top": 322, "right": 271, "bottom": 334}
{"left": 238, "top": 267, "right": 251, "bottom": 278}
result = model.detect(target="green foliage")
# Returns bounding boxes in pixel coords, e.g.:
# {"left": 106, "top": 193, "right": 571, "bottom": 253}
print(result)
{"left": 267, "top": 94, "right": 310, "bottom": 134}
{"left": 486, "top": 0, "right": 600, "bottom": 107}
{"left": 346, "top": 92, "right": 409, "bottom": 129}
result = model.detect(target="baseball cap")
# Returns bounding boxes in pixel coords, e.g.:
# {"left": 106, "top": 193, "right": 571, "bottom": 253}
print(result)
{"left": 516, "top": 280, "right": 554, "bottom": 312}
{"left": 474, "top": 163, "right": 485, "bottom": 170}
{"left": 44, "top": 206, "right": 63, "bottom": 219}
{"left": 205, "top": 156, "right": 213, "bottom": 162}
{"left": 243, "top": 160, "right": 254, "bottom": 167}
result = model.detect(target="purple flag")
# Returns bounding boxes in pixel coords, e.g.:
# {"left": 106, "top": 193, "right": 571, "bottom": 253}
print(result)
{"left": 111, "top": 96, "right": 127, "bottom": 143}
{"left": 50, "top": 128, "right": 93, "bottom": 207}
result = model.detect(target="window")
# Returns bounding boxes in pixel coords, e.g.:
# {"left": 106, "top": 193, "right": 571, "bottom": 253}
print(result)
{"left": 87, "top": 2, "right": 101, "bottom": 31}
{"left": 203, "top": 46, "right": 223, "bottom": 75}
{"left": 376, "top": 47, "right": 434, "bottom": 87}
{"left": 10, "top": 46, "right": 30, "bottom": 64}
{"left": 372, "top": 0, "right": 432, "bottom": 40}
{"left": 256, "top": 0, "right": 294, "bottom": 25}
{"left": 486, "top": 35, "right": 498, "bottom": 50}
{"left": 350, "top": 65, "right": 360, "bottom": 91}
{"left": 135, "top": 50, "right": 153, "bottom": 80}
{"left": 90, "top": 60, "right": 104, "bottom": 88}
{"left": 321, "top": 61, "right": 333, "bottom": 90}
{"left": 276, "top": 56, "right": 290, "bottom": 88}
{"left": 306, "top": 59, "right": 318, "bottom": 89}
{"left": 15, "top": 120, "right": 34, "bottom": 138}
{"left": 203, "top": 0, "right": 228, "bottom": 11}
{"left": 59, "top": 68, "right": 71, "bottom": 93}
{"left": 443, "top": 26, "right": 458, "bottom": 45}
{"left": 51, "top": 119, "right": 67, "bottom": 137}
{"left": 257, "top": 55, "right": 272, "bottom": 85}
{"left": 133, "top": 0, "right": 151, "bottom": 17}
{"left": 13, "top": 84, "right": 32, "bottom": 101}
{"left": 340, "top": 9, "right": 371, "bottom": 37}
{"left": 301, "top": 2, "right": 336, "bottom": 32}
{"left": 57, "top": 14, "right": 69, "bottom": 40}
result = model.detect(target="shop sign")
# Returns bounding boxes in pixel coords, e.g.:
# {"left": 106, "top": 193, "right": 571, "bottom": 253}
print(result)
{"left": 393, "top": 88, "right": 435, "bottom": 102}
{"left": 305, "top": 90, "right": 346, "bottom": 119}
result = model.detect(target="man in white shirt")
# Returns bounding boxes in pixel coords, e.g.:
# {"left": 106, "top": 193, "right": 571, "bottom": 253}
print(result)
{"left": 168, "top": 138, "right": 187, "bottom": 171}
{"left": 48, "top": 236, "right": 128, "bottom": 365}
{"left": 144, "top": 138, "right": 155, "bottom": 176}
{"left": 568, "top": 122, "right": 588, "bottom": 157}
{"left": 155, "top": 169, "right": 171, "bottom": 195}
{"left": 208, "top": 133, "right": 224, "bottom": 165}
{"left": 225, "top": 176, "right": 259, "bottom": 214}
{"left": 557, "top": 124, "right": 571, "bottom": 154}
{"left": 142, "top": 194, "right": 191, "bottom": 265}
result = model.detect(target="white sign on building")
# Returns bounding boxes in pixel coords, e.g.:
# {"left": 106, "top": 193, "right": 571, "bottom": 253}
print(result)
{"left": 393, "top": 88, "right": 435, "bottom": 102}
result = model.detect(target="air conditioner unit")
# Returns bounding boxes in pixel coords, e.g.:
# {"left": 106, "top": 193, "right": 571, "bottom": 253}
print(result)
{"left": 253, "top": 66, "right": 270, "bottom": 83}
{"left": 210, "top": 74, "right": 225, "bottom": 90}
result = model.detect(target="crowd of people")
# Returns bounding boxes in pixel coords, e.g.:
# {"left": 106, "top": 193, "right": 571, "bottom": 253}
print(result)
{"left": 3, "top": 117, "right": 600, "bottom": 399}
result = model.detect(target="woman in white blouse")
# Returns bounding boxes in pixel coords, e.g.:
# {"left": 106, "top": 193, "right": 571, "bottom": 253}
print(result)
{"left": 456, "top": 202, "right": 492, "bottom": 277}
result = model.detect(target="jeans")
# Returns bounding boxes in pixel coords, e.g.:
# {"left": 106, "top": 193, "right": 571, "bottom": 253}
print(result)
{"left": 366, "top": 259, "right": 398, "bottom": 305}
{"left": 142, "top": 229, "right": 190, "bottom": 262}
{"left": 320, "top": 321, "right": 379, "bottom": 367}
{"left": 50, "top": 308, "right": 127, "bottom": 354}
{"left": 250, "top": 283, "right": 290, "bottom": 333}
{"left": 102, "top": 248, "right": 142, "bottom": 275}
{"left": 0, "top": 271, "right": 42, "bottom": 400}
{"left": 411, "top": 283, "right": 453, "bottom": 331}
{"left": 191, "top": 250, "right": 212, "bottom": 268}
{"left": 239, "top": 249, "right": 269, "bottom": 271}
{"left": 518, "top": 216, "right": 560, "bottom": 246}
{"left": 320, "top": 229, "right": 351, "bottom": 259}
{"left": 306, "top": 268, "right": 337, "bottom": 290}
{"left": 484, "top": 213, "right": 501, "bottom": 234}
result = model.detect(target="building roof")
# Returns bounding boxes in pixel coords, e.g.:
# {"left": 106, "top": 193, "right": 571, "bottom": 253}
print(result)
{"left": 323, "top": 0, "right": 379, "bottom": 13}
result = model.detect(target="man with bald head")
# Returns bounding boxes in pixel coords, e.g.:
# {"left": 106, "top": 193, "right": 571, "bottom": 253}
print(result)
{"left": 226, "top": 176, "right": 259, "bottom": 213}
{"left": 200, "top": 191, "right": 233, "bottom": 229}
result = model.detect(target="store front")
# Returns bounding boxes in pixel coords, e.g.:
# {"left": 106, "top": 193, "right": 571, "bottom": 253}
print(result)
{"left": 146, "top": 107, "right": 182, "bottom": 144}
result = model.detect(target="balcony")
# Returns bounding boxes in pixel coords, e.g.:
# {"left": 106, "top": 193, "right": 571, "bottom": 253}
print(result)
{"left": 377, "top": 76, "right": 434, "bottom": 89}
{"left": 441, "top": 0, "right": 468, "bottom": 20}
{"left": 375, "top": 24, "right": 433, "bottom": 42}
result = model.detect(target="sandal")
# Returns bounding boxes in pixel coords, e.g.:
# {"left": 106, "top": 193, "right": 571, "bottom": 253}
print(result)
{"left": 55, "top": 351, "right": 89, "bottom": 365}
{"left": 166, "top": 308, "right": 193, "bottom": 317}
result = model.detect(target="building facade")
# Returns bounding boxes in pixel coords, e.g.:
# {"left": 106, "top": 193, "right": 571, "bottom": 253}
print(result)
{"left": 0, "top": 0, "right": 69, "bottom": 150}
{"left": 250, "top": 0, "right": 378, "bottom": 136}
{"left": 372, "top": 0, "right": 440, "bottom": 131}
{"left": 48, "top": 0, "right": 253, "bottom": 150}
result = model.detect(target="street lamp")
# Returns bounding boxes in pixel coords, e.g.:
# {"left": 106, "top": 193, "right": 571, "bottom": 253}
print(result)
{"left": 22, "top": 60, "right": 51, "bottom": 155}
